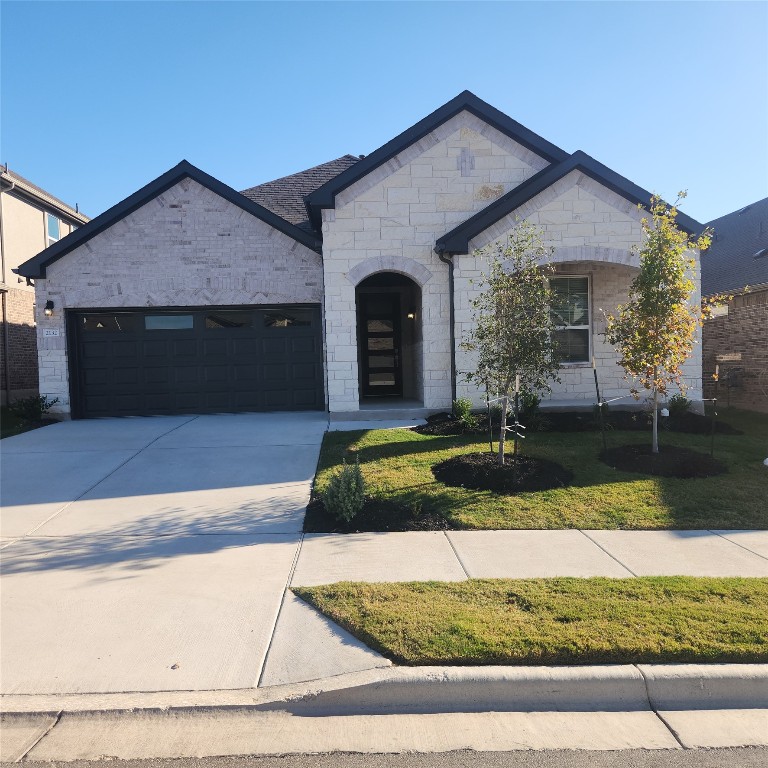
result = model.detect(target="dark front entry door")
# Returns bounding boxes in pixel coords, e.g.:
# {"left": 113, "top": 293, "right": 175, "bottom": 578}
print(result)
{"left": 359, "top": 293, "right": 402, "bottom": 397}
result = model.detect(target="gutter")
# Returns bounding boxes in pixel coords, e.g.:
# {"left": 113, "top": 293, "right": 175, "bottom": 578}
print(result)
{"left": 0, "top": 174, "right": 16, "bottom": 405}
{"left": 435, "top": 244, "right": 457, "bottom": 403}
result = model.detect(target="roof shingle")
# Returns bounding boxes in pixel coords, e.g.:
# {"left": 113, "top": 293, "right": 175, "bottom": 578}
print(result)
{"left": 701, "top": 197, "right": 768, "bottom": 295}
{"left": 240, "top": 155, "right": 360, "bottom": 231}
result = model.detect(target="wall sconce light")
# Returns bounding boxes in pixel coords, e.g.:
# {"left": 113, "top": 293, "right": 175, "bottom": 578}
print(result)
{"left": 44, "top": 300, "right": 54, "bottom": 317}
{"left": 407, "top": 308, "right": 417, "bottom": 320}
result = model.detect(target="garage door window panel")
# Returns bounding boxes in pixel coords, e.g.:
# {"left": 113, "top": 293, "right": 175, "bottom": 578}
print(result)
{"left": 145, "top": 315, "right": 194, "bottom": 330}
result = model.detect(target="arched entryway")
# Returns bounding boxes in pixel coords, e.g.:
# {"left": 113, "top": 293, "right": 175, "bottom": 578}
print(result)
{"left": 356, "top": 272, "right": 422, "bottom": 406}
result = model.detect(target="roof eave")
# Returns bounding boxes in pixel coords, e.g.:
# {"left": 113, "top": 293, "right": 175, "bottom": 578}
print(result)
{"left": 17, "top": 161, "right": 322, "bottom": 279}
{"left": 305, "top": 90, "right": 569, "bottom": 227}
{"left": 435, "top": 151, "right": 705, "bottom": 255}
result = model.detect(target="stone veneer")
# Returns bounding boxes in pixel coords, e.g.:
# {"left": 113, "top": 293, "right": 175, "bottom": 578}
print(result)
{"left": 35, "top": 178, "right": 323, "bottom": 417}
{"left": 454, "top": 171, "right": 703, "bottom": 407}
{"left": 321, "top": 110, "right": 549, "bottom": 412}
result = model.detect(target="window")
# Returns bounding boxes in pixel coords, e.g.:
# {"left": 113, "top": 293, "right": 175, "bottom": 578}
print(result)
{"left": 46, "top": 213, "right": 61, "bottom": 246}
{"left": 205, "top": 311, "right": 253, "bottom": 329}
{"left": 550, "top": 276, "right": 590, "bottom": 363}
{"left": 80, "top": 314, "right": 138, "bottom": 332}
{"left": 263, "top": 309, "right": 312, "bottom": 328}
{"left": 144, "top": 315, "right": 194, "bottom": 330}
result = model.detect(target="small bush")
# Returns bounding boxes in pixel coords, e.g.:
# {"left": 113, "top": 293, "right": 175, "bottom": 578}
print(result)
{"left": 323, "top": 457, "right": 365, "bottom": 523}
{"left": 452, "top": 397, "right": 474, "bottom": 424}
{"left": 518, "top": 388, "right": 541, "bottom": 418}
{"left": 7, "top": 395, "right": 59, "bottom": 422}
{"left": 668, "top": 393, "right": 692, "bottom": 418}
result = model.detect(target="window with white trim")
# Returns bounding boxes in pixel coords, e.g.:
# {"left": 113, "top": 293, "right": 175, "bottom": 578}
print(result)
{"left": 46, "top": 213, "right": 61, "bottom": 246}
{"left": 550, "top": 276, "right": 590, "bottom": 363}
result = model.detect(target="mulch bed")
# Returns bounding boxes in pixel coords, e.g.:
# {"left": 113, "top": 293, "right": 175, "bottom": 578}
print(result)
{"left": 432, "top": 452, "right": 573, "bottom": 495}
{"left": 600, "top": 444, "right": 728, "bottom": 478}
{"left": 412, "top": 410, "right": 742, "bottom": 436}
{"left": 303, "top": 497, "right": 454, "bottom": 533}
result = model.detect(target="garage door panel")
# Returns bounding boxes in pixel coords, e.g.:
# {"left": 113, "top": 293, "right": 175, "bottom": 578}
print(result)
{"left": 173, "top": 340, "right": 197, "bottom": 357}
{"left": 143, "top": 340, "right": 169, "bottom": 357}
{"left": 73, "top": 306, "right": 323, "bottom": 417}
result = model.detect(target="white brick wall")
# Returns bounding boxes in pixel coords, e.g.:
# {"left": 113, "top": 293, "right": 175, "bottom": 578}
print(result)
{"left": 36, "top": 178, "right": 323, "bottom": 417}
{"left": 322, "top": 110, "right": 549, "bottom": 412}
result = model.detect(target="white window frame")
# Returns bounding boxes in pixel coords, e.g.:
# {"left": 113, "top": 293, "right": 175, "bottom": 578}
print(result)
{"left": 549, "top": 274, "right": 591, "bottom": 366}
{"left": 46, "top": 213, "right": 61, "bottom": 247}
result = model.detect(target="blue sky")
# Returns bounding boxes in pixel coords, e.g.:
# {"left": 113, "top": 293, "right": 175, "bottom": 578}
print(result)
{"left": 2, "top": 1, "right": 766, "bottom": 224}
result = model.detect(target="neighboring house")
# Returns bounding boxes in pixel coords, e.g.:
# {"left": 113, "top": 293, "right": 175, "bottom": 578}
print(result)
{"left": 701, "top": 198, "right": 768, "bottom": 411}
{"left": 16, "top": 91, "right": 705, "bottom": 420}
{"left": 0, "top": 166, "right": 89, "bottom": 405}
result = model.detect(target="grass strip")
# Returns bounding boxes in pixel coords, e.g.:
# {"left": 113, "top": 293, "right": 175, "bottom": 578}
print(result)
{"left": 313, "top": 408, "right": 768, "bottom": 530}
{"left": 294, "top": 577, "right": 768, "bottom": 665}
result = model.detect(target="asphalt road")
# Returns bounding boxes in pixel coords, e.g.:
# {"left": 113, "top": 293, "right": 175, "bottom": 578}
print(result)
{"left": 14, "top": 748, "right": 768, "bottom": 768}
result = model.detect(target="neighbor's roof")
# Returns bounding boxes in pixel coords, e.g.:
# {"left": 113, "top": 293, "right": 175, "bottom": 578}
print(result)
{"left": 241, "top": 155, "right": 360, "bottom": 231}
{"left": 1, "top": 166, "right": 90, "bottom": 224}
{"left": 701, "top": 197, "right": 768, "bottom": 295}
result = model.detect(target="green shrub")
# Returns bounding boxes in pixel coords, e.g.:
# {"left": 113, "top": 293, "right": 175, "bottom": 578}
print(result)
{"left": 518, "top": 388, "right": 541, "bottom": 418}
{"left": 7, "top": 395, "right": 59, "bottom": 422}
{"left": 323, "top": 457, "right": 365, "bottom": 523}
{"left": 668, "top": 393, "right": 692, "bottom": 418}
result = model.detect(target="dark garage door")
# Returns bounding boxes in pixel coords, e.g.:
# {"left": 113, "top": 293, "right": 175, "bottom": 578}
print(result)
{"left": 70, "top": 306, "right": 324, "bottom": 417}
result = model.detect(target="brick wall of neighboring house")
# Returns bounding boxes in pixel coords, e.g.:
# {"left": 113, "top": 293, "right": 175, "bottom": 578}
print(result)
{"left": 703, "top": 288, "right": 768, "bottom": 411}
{"left": 36, "top": 178, "right": 324, "bottom": 418}
{"left": 1, "top": 287, "right": 39, "bottom": 404}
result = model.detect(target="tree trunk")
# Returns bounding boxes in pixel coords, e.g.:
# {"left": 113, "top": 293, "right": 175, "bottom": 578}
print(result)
{"left": 498, "top": 396, "right": 508, "bottom": 465}
{"left": 652, "top": 387, "right": 659, "bottom": 454}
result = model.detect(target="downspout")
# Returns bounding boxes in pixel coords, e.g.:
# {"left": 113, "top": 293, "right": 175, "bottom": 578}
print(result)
{"left": 0, "top": 168, "right": 16, "bottom": 405}
{"left": 435, "top": 244, "right": 457, "bottom": 403}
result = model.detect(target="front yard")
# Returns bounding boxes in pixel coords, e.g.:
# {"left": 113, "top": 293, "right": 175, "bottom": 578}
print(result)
{"left": 295, "top": 576, "right": 768, "bottom": 666}
{"left": 310, "top": 408, "right": 768, "bottom": 530}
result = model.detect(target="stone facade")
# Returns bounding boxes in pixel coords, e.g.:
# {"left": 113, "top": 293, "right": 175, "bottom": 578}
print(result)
{"left": 25, "top": 101, "right": 705, "bottom": 418}
{"left": 322, "top": 111, "right": 549, "bottom": 412}
{"left": 703, "top": 288, "right": 768, "bottom": 411}
{"left": 454, "top": 172, "right": 703, "bottom": 408}
{"left": 36, "top": 178, "right": 323, "bottom": 417}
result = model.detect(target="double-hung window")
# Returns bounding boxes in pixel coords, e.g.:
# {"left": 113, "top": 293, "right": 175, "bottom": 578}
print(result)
{"left": 550, "top": 276, "right": 590, "bottom": 364}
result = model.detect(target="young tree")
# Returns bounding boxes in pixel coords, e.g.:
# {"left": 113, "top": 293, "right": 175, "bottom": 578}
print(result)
{"left": 462, "top": 220, "right": 561, "bottom": 465}
{"left": 605, "top": 193, "right": 712, "bottom": 454}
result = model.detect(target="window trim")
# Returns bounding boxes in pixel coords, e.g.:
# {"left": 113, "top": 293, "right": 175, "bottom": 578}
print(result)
{"left": 46, "top": 213, "right": 61, "bottom": 247}
{"left": 549, "top": 273, "right": 592, "bottom": 366}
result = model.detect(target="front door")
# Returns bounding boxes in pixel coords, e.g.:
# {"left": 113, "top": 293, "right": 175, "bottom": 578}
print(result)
{"left": 359, "top": 293, "right": 402, "bottom": 397}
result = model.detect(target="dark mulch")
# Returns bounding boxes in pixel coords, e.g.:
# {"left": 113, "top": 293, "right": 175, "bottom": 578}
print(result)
{"left": 600, "top": 444, "right": 728, "bottom": 478}
{"left": 413, "top": 410, "right": 742, "bottom": 436}
{"left": 432, "top": 452, "right": 574, "bottom": 495}
{"left": 303, "top": 497, "right": 455, "bottom": 533}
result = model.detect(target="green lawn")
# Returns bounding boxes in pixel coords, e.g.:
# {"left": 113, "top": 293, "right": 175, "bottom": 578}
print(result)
{"left": 295, "top": 577, "right": 768, "bottom": 666}
{"left": 314, "top": 408, "right": 768, "bottom": 530}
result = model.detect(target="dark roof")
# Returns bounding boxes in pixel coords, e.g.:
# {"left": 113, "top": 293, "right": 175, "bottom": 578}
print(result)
{"left": 16, "top": 160, "right": 322, "bottom": 279}
{"left": 305, "top": 90, "right": 570, "bottom": 230}
{"left": 701, "top": 197, "right": 768, "bottom": 295}
{"left": 436, "top": 150, "right": 704, "bottom": 254}
{"left": 240, "top": 155, "right": 360, "bottom": 231}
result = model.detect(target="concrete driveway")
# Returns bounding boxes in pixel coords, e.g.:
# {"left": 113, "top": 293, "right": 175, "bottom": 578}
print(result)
{"left": 0, "top": 412, "right": 327, "bottom": 695}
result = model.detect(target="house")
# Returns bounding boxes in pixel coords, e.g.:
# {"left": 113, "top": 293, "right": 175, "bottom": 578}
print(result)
{"left": 16, "top": 91, "right": 705, "bottom": 420}
{"left": 701, "top": 197, "right": 768, "bottom": 411}
{"left": 1, "top": 166, "right": 89, "bottom": 405}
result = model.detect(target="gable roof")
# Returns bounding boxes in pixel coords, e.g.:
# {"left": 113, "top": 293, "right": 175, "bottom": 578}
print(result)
{"left": 701, "top": 197, "right": 768, "bottom": 295}
{"left": 304, "top": 90, "right": 570, "bottom": 230}
{"left": 16, "top": 160, "right": 323, "bottom": 279}
{"left": 435, "top": 150, "right": 704, "bottom": 254}
{"left": 241, "top": 155, "right": 360, "bottom": 231}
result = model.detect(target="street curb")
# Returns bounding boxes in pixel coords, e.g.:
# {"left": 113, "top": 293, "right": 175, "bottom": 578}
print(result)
{"left": 2, "top": 664, "right": 767, "bottom": 717}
